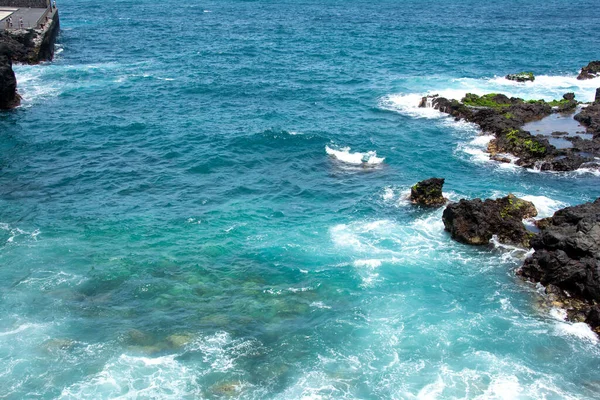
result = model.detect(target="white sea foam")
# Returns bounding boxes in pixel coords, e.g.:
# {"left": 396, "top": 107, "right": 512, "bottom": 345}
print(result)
{"left": 310, "top": 301, "right": 332, "bottom": 309}
{"left": 16, "top": 270, "right": 86, "bottom": 290}
{"left": 379, "top": 93, "right": 447, "bottom": 119}
{"left": 58, "top": 354, "right": 202, "bottom": 399}
{"left": 325, "top": 145, "right": 384, "bottom": 165}
{"left": 353, "top": 259, "right": 382, "bottom": 268}
{"left": 0, "top": 322, "right": 48, "bottom": 337}
{"left": 517, "top": 195, "right": 567, "bottom": 219}
{"left": 382, "top": 187, "right": 395, "bottom": 201}
{"left": 548, "top": 307, "right": 598, "bottom": 343}
{"left": 381, "top": 74, "right": 600, "bottom": 122}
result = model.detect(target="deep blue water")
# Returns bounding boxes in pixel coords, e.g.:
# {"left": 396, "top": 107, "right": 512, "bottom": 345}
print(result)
{"left": 1, "top": 0, "right": 600, "bottom": 398}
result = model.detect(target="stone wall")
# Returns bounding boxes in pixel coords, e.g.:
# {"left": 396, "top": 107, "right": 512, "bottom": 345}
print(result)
{"left": 0, "top": 0, "right": 49, "bottom": 8}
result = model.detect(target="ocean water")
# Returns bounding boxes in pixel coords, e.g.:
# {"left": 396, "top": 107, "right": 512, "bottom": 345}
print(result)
{"left": 2, "top": 0, "right": 600, "bottom": 398}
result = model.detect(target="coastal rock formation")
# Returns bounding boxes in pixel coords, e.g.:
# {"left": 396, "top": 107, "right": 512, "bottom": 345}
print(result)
{"left": 506, "top": 72, "right": 535, "bottom": 82}
{"left": 0, "top": 10, "right": 60, "bottom": 64}
{"left": 574, "top": 102, "right": 600, "bottom": 136}
{"left": 0, "top": 45, "right": 20, "bottom": 109}
{"left": 410, "top": 178, "right": 446, "bottom": 206}
{"left": 577, "top": 61, "right": 600, "bottom": 80}
{"left": 518, "top": 198, "right": 600, "bottom": 333}
{"left": 419, "top": 92, "right": 598, "bottom": 171}
{"left": 442, "top": 194, "right": 537, "bottom": 247}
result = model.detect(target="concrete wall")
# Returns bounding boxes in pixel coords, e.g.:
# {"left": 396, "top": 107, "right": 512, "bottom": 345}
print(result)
{"left": 0, "top": 0, "right": 49, "bottom": 8}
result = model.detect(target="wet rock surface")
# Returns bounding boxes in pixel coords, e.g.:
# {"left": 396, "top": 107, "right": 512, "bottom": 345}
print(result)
{"left": 519, "top": 198, "right": 600, "bottom": 334}
{"left": 505, "top": 72, "right": 535, "bottom": 82}
{"left": 442, "top": 194, "right": 537, "bottom": 247}
{"left": 419, "top": 93, "right": 599, "bottom": 171}
{"left": 0, "top": 11, "right": 59, "bottom": 64}
{"left": 577, "top": 61, "right": 600, "bottom": 80}
{"left": 0, "top": 45, "right": 20, "bottom": 109}
{"left": 410, "top": 178, "right": 446, "bottom": 207}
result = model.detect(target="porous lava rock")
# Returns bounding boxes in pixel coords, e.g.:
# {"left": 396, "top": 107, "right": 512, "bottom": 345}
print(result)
{"left": 577, "top": 61, "right": 600, "bottom": 80}
{"left": 410, "top": 178, "right": 446, "bottom": 207}
{"left": 519, "top": 198, "right": 600, "bottom": 333}
{"left": 0, "top": 45, "right": 20, "bottom": 109}
{"left": 505, "top": 72, "right": 535, "bottom": 82}
{"left": 442, "top": 194, "right": 537, "bottom": 247}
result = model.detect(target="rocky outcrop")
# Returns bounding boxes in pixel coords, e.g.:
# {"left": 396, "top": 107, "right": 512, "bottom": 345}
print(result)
{"left": 0, "top": 10, "right": 59, "bottom": 64}
{"left": 419, "top": 92, "right": 599, "bottom": 171}
{"left": 506, "top": 72, "right": 535, "bottom": 82}
{"left": 442, "top": 194, "right": 537, "bottom": 247}
{"left": 410, "top": 178, "right": 446, "bottom": 207}
{"left": 574, "top": 103, "right": 600, "bottom": 137}
{"left": 0, "top": 45, "right": 20, "bottom": 109}
{"left": 518, "top": 198, "right": 600, "bottom": 333}
{"left": 577, "top": 61, "right": 600, "bottom": 80}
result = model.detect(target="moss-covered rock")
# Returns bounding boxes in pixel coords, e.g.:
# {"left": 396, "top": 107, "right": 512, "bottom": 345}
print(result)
{"left": 506, "top": 72, "right": 535, "bottom": 82}
{"left": 410, "top": 178, "right": 446, "bottom": 207}
{"left": 442, "top": 194, "right": 537, "bottom": 247}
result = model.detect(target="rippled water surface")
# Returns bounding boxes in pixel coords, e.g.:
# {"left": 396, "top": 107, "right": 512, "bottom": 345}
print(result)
{"left": 2, "top": 0, "right": 600, "bottom": 398}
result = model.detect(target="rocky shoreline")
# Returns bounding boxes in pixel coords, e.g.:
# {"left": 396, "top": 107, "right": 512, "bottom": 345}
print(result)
{"left": 0, "top": 7, "right": 60, "bottom": 109}
{"left": 417, "top": 62, "right": 600, "bottom": 172}
{"left": 419, "top": 92, "right": 600, "bottom": 171}
{"left": 0, "top": 45, "right": 20, "bottom": 109}
{"left": 429, "top": 188, "right": 600, "bottom": 335}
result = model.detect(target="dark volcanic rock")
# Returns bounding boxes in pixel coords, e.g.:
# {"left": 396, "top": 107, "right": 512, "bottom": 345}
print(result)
{"left": 519, "top": 198, "right": 600, "bottom": 333}
{"left": 442, "top": 194, "right": 537, "bottom": 247}
{"left": 574, "top": 103, "right": 600, "bottom": 136}
{"left": 0, "top": 11, "right": 60, "bottom": 64}
{"left": 577, "top": 61, "right": 600, "bottom": 80}
{"left": 505, "top": 72, "right": 535, "bottom": 82}
{"left": 0, "top": 45, "right": 20, "bottom": 109}
{"left": 539, "top": 154, "right": 592, "bottom": 172}
{"left": 410, "top": 178, "right": 446, "bottom": 207}
{"left": 418, "top": 92, "right": 600, "bottom": 171}
{"left": 596, "top": 88, "right": 600, "bottom": 103}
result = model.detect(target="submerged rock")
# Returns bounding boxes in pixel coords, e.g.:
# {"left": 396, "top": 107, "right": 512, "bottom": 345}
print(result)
{"left": 506, "top": 72, "right": 535, "bottom": 82}
{"left": 410, "top": 178, "right": 446, "bottom": 206}
{"left": 577, "top": 61, "right": 600, "bottom": 80}
{"left": 0, "top": 45, "right": 20, "bottom": 109}
{"left": 442, "top": 194, "right": 537, "bottom": 247}
{"left": 519, "top": 198, "right": 600, "bottom": 333}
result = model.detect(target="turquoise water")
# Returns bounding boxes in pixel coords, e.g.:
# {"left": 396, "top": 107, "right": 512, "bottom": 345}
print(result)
{"left": 2, "top": 0, "right": 600, "bottom": 398}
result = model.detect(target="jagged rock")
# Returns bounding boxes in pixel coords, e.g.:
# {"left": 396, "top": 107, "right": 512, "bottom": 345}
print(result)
{"left": 410, "top": 178, "right": 446, "bottom": 207}
{"left": 0, "top": 11, "right": 60, "bottom": 64}
{"left": 539, "top": 154, "right": 591, "bottom": 172}
{"left": 574, "top": 103, "right": 600, "bottom": 136}
{"left": 442, "top": 194, "right": 537, "bottom": 247}
{"left": 421, "top": 92, "right": 600, "bottom": 171}
{"left": 519, "top": 198, "right": 600, "bottom": 333}
{"left": 551, "top": 131, "right": 568, "bottom": 136}
{"left": 577, "top": 61, "right": 600, "bottom": 80}
{"left": 596, "top": 88, "right": 600, "bottom": 103}
{"left": 491, "top": 155, "right": 512, "bottom": 163}
{"left": 506, "top": 72, "right": 535, "bottom": 82}
{"left": 0, "top": 45, "right": 20, "bottom": 109}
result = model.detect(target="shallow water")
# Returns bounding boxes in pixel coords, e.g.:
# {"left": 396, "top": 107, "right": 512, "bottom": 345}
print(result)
{"left": 522, "top": 108, "right": 591, "bottom": 149}
{"left": 2, "top": 0, "right": 600, "bottom": 398}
